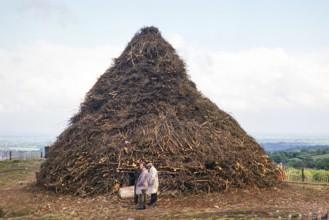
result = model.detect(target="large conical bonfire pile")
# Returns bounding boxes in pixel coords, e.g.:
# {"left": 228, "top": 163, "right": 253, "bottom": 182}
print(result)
{"left": 37, "top": 27, "right": 280, "bottom": 196}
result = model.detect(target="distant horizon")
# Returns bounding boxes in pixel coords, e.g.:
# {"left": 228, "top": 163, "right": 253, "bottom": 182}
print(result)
{"left": 1, "top": 132, "right": 329, "bottom": 140}
{"left": 2, "top": 133, "right": 329, "bottom": 154}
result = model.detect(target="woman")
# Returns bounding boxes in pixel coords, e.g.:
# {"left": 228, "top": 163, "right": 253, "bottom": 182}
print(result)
{"left": 135, "top": 162, "right": 149, "bottom": 210}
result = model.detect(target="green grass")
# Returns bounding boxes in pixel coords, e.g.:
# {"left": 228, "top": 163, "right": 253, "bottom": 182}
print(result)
{"left": 7, "top": 207, "right": 34, "bottom": 217}
{"left": 0, "top": 159, "right": 38, "bottom": 169}
{"left": 0, "top": 160, "right": 40, "bottom": 187}
{"left": 37, "top": 213, "right": 68, "bottom": 219}
{"left": 311, "top": 153, "right": 329, "bottom": 160}
{"left": 284, "top": 166, "right": 329, "bottom": 183}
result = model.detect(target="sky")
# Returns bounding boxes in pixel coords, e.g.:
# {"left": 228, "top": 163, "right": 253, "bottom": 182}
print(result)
{"left": 1, "top": 0, "right": 329, "bottom": 138}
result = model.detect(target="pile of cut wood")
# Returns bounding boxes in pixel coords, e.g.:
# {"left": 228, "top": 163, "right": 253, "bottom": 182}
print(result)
{"left": 37, "top": 27, "right": 280, "bottom": 196}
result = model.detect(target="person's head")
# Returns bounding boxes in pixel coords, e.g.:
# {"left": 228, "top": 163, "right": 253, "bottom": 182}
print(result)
{"left": 146, "top": 163, "right": 153, "bottom": 169}
{"left": 139, "top": 162, "right": 145, "bottom": 169}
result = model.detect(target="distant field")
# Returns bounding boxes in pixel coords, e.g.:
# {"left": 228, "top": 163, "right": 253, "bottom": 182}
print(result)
{"left": 257, "top": 136, "right": 329, "bottom": 152}
{"left": 2, "top": 135, "right": 329, "bottom": 152}
{"left": 311, "top": 153, "right": 329, "bottom": 160}
{"left": 0, "top": 135, "right": 54, "bottom": 151}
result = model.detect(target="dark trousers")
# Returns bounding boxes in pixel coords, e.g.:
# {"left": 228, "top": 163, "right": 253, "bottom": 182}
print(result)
{"left": 150, "top": 193, "right": 157, "bottom": 204}
{"left": 134, "top": 194, "right": 138, "bottom": 204}
{"left": 138, "top": 190, "right": 147, "bottom": 209}
{"left": 134, "top": 186, "right": 138, "bottom": 204}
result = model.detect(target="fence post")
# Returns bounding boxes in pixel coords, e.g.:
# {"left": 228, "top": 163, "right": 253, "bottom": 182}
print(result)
{"left": 301, "top": 168, "right": 305, "bottom": 182}
{"left": 9, "top": 151, "right": 12, "bottom": 160}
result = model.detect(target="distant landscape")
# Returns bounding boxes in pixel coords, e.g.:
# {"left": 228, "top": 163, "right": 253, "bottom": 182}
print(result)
{"left": 0, "top": 135, "right": 54, "bottom": 160}
{"left": 0, "top": 135, "right": 54, "bottom": 152}
{"left": 1, "top": 135, "right": 329, "bottom": 165}
{"left": 1, "top": 134, "right": 329, "bottom": 151}
{"left": 259, "top": 136, "right": 329, "bottom": 152}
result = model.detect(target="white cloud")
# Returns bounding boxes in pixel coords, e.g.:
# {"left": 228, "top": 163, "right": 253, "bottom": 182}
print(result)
{"left": 1, "top": 37, "right": 329, "bottom": 135}
{"left": 0, "top": 40, "right": 122, "bottom": 113}
{"left": 171, "top": 36, "right": 329, "bottom": 113}
{"left": 0, "top": 40, "right": 122, "bottom": 135}
{"left": 168, "top": 33, "right": 329, "bottom": 135}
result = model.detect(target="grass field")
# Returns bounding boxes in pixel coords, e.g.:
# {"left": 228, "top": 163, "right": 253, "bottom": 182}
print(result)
{"left": 311, "top": 153, "right": 329, "bottom": 160}
{"left": 0, "top": 159, "right": 40, "bottom": 187}
{"left": 284, "top": 166, "right": 329, "bottom": 183}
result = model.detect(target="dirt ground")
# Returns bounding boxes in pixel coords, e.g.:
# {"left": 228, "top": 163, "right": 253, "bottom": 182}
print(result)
{"left": 0, "top": 160, "right": 328, "bottom": 219}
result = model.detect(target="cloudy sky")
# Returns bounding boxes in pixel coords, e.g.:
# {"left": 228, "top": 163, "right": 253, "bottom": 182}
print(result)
{"left": 1, "top": 0, "right": 329, "bottom": 138}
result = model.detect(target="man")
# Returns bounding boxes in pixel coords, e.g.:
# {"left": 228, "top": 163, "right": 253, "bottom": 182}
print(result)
{"left": 146, "top": 163, "right": 159, "bottom": 206}
{"left": 133, "top": 163, "right": 142, "bottom": 204}
{"left": 135, "top": 162, "right": 149, "bottom": 210}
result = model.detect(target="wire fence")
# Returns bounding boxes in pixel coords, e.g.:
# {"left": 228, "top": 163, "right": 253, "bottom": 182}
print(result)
{"left": 0, "top": 150, "right": 43, "bottom": 161}
{"left": 283, "top": 166, "right": 329, "bottom": 184}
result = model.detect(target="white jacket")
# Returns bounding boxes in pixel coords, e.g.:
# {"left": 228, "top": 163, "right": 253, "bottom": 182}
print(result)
{"left": 148, "top": 166, "right": 159, "bottom": 194}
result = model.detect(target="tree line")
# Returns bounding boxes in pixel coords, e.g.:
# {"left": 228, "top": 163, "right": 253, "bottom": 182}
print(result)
{"left": 268, "top": 148, "right": 329, "bottom": 169}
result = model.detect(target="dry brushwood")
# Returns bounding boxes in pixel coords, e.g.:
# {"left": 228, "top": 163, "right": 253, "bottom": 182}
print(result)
{"left": 37, "top": 26, "right": 281, "bottom": 196}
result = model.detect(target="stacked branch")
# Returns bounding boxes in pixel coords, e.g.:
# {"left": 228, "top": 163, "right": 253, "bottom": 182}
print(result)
{"left": 37, "top": 27, "right": 281, "bottom": 196}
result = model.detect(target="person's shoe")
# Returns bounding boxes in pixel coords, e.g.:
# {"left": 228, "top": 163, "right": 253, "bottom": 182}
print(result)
{"left": 150, "top": 202, "right": 157, "bottom": 206}
{"left": 136, "top": 206, "right": 145, "bottom": 210}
